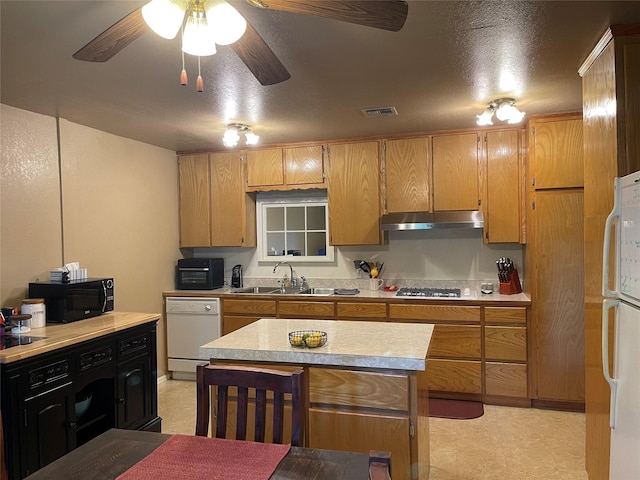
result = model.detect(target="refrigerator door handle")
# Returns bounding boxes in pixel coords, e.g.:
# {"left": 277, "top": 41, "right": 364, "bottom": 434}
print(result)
{"left": 602, "top": 298, "right": 619, "bottom": 428}
{"left": 602, "top": 177, "right": 621, "bottom": 297}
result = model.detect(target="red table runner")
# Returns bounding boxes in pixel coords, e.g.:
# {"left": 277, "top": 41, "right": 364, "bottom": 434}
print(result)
{"left": 116, "top": 434, "right": 291, "bottom": 480}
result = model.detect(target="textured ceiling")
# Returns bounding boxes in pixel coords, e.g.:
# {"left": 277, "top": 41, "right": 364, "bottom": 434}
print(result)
{"left": 2, "top": 1, "right": 640, "bottom": 152}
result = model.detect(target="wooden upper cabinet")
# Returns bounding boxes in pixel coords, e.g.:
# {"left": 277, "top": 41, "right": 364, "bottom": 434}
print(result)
{"left": 529, "top": 115, "right": 584, "bottom": 189}
{"left": 178, "top": 154, "right": 211, "bottom": 247}
{"left": 383, "top": 137, "right": 431, "bottom": 213}
{"left": 484, "top": 129, "right": 522, "bottom": 243}
{"left": 432, "top": 133, "right": 479, "bottom": 210}
{"left": 284, "top": 145, "right": 324, "bottom": 186}
{"left": 246, "top": 144, "right": 325, "bottom": 191}
{"left": 246, "top": 148, "right": 284, "bottom": 187}
{"left": 327, "top": 141, "right": 381, "bottom": 245}
{"left": 210, "top": 152, "right": 256, "bottom": 247}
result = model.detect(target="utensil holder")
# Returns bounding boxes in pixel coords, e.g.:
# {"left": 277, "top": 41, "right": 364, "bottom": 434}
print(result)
{"left": 499, "top": 268, "right": 522, "bottom": 295}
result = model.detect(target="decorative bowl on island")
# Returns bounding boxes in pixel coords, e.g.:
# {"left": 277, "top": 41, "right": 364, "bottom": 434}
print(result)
{"left": 288, "top": 330, "right": 327, "bottom": 348}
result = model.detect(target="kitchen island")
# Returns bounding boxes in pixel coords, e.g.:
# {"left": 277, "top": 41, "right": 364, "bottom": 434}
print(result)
{"left": 200, "top": 318, "right": 434, "bottom": 480}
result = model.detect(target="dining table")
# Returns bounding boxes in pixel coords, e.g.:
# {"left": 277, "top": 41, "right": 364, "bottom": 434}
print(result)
{"left": 23, "top": 428, "right": 374, "bottom": 479}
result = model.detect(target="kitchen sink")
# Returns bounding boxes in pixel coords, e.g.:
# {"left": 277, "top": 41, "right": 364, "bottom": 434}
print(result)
{"left": 231, "top": 286, "right": 337, "bottom": 295}
{"left": 297, "top": 287, "right": 335, "bottom": 296}
{"left": 231, "top": 286, "right": 314, "bottom": 295}
{"left": 231, "top": 286, "right": 281, "bottom": 294}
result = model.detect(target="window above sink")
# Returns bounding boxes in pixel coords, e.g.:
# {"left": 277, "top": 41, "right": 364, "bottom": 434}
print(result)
{"left": 256, "top": 191, "right": 335, "bottom": 263}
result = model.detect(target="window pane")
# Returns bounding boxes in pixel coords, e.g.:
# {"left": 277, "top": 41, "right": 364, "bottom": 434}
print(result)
{"left": 286, "top": 232, "right": 305, "bottom": 256}
{"left": 286, "top": 207, "right": 305, "bottom": 230}
{"left": 307, "top": 232, "right": 326, "bottom": 256}
{"left": 266, "top": 207, "right": 285, "bottom": 231}
{"left": 266, "top": 232, "right": 285, "bottom": 256}
{"left": 307, "top": 206, "right": 326, "bottom": 230}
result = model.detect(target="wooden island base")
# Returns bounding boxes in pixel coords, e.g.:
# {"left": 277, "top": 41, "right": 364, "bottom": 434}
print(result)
{"left": 201, "top": 318, "right": 434, "bottom": 480}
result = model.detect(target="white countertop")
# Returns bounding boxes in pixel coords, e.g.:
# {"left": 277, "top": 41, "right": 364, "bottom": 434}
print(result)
{"left": 200, "top": 318, "right": 434, "bottom": 371}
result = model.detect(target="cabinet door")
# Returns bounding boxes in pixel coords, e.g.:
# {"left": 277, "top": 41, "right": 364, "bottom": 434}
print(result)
{"left": 530, "top": 116, "right": 584, "bottom": 189}
{"left": 485, "top": 129, "right": 521, "bottom": 243}
{"left": 23, "top": 383, "right": 74, "bottom": 476}
{"left": 283, "top": 145, "right": 324, "bottom": 186}
{"left": 432, "top": 133, "right": 479, "bottom": 210}
{"left": 327, "top": 141, "right": 381, "bottom": 245}
{"left": 384, "top": 137, "right": 431, "bottom": 213}
{"left": 178, "top": 154, "right": 211, "bottom": 247}
{"left": 117, "top": 352, "right": 152, "bottom": 430}
{"left": 534, "top": 189, "right": 584, "bottom": 401}
{"left": 247, "top": 148, "right": 284, "bottom": 187}
{"left": 210, "top": 152, "right": 255, "bottom": 247}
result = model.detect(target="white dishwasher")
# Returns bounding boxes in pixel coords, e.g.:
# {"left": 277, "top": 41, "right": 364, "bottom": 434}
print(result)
{"left": 166, "top": 297, "right": 221, "bottom": 380}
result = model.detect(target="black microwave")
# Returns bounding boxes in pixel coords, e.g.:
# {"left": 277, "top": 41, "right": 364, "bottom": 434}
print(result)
{"left": 176, "top": 258, "right": 224, "bottom": 290}
{"left": 28, "top": 278, "right": 115, "bottom": 323}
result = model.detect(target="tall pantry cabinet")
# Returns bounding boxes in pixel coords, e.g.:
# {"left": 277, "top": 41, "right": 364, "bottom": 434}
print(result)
{"left": 579, "top": 25, "right": 640, "bottom": 480}
{"left": 525, "top": 114, "right": 585, "bottom": 405}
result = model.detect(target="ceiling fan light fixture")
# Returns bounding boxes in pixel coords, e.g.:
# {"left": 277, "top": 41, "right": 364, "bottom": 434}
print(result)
{"left": 205, "top": 0, "right": 247, "bottom": 46}
{"left": 182, "top": 6, "right": 217, "bottom": 56}
{"left": 142, "top": 0, "right": 188, "bottom": 39}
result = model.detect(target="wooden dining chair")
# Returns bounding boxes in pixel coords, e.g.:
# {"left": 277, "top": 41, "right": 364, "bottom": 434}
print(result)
{"left": 196, "top": 363, "right": 304, "bottom": 446}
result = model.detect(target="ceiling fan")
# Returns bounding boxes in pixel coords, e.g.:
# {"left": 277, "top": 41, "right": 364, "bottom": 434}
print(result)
{"left": 72, "top": 0, "right": 409, "bottom": 86}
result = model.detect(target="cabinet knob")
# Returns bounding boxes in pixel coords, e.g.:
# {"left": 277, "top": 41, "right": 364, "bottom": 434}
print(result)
{"left": 69, "top": 422, "right": 77, "bottom": 430}
{"left": 118, "top": 398, "right": 126, "bottom": 404}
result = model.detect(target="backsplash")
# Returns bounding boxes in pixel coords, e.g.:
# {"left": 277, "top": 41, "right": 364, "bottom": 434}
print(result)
{"left": 192, "top": 228, "right": 524, "bottom": 290}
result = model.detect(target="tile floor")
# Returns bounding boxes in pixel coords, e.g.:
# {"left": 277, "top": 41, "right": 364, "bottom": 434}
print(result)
{"left": 158, "top": 379, "right": 587, "bottom": 480}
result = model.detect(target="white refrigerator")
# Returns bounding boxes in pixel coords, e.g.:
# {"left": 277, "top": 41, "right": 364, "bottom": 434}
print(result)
{"left": 602, "top": 170, "right": 640, "bottom": 480}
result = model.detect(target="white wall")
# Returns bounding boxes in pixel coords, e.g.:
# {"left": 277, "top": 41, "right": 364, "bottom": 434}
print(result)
{"left": 1, "top": 105, "right": 179, "bottom": 376}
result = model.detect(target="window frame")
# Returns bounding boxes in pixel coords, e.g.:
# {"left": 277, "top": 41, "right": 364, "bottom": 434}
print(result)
{"left": 256, "top": 192, "right": 334, "bottom": 263}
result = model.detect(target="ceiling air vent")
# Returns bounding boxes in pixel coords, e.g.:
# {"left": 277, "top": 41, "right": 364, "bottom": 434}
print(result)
{"left": 362, "top": 106, "right": 398, "bottom": 117}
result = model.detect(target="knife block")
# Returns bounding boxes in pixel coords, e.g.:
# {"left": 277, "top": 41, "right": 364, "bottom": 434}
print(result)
{"left": 499, "top": 268, "right": 522, "bottom": 295}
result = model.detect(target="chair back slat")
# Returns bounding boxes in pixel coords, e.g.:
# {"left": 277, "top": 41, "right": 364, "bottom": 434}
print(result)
{"left": 236, "top": 386, "right": 249, "bottom": 441}
{"left": 215, "top": 385, "right": 229, "bottom": 439}
{"left": 272, "top": 392, "right": 285, "bottom": 444}
{"left": 254, "top": 389, "right": 267, "bottom": 442}
{"left": 196, "top": 363, "right": 304, "bottom": 446}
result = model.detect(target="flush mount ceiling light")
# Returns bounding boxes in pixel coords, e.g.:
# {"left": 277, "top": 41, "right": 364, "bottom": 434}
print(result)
{"left": 476, "top": 98, "right": 526, "bottom": 126}
{"left": 223, "top": 123, "right": 259, "bottom": 147}
{"left": 141, "top": 0, "right": 246, "bottom": 91}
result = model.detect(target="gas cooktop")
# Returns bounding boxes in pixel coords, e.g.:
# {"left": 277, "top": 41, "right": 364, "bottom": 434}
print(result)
{"left": 394, "top": 287, "right": 461, "bottom": 298}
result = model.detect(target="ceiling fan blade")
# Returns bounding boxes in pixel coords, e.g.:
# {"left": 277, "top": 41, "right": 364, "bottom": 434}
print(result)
{"left": 247, "top": 0, "right": 408, "bottom": 32}
{"left": 73, "top": 7, "right": 149, "bottom": 62}
{"left": 230, "top": 20, "right": 291, "bottom": 86}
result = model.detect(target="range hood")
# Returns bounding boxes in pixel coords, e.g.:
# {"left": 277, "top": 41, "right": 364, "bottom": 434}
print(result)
{"left": 380, "top": 211, "right": 484, "bottom": 231}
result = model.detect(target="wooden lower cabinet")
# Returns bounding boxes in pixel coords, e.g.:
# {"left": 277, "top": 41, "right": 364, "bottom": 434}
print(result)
{"left": 218, "top": 296, "right": 531, "bottom": 404}
{"left": 278, "top": 300, "right": 335, "bottom": 319}
{"left": 485, "top": 363, "right": 528, "bottom": 397}
{"left": 309, "top": 409, "right": 411, "bottom": 479}
{"left": 336, "top": 302, "right": 386, "bottom": 321}
{"left": 426, "top": 359, "right": 482, "bottom": 394}
{"left": 222, "top": 298, "right": 277, "bottom": 335}
{"left": 308, "top": 367, "right": 417, "bottom": 480}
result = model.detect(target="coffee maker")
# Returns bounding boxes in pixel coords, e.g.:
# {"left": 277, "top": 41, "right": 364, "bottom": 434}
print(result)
{"left": 231, "top": 265, "right": 243, "bottom": 288}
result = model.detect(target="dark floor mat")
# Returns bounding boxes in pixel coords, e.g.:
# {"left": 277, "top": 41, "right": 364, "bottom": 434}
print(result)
{"left": 420, "top": 397, "right": 484, "bottom": 419}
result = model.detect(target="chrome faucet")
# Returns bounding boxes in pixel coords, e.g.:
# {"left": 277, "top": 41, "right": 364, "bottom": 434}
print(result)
{"left": 273, "top": 262, "right": 296, "bottom": 291}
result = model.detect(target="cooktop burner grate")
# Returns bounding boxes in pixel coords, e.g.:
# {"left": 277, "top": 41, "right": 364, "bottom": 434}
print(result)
{"left": 395, "top": 287, "right": 461, "bottom": 298}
